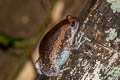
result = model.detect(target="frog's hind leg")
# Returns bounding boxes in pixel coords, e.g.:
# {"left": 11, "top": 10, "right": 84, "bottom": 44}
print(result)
{"left": 59, "top": 67, "right": 70, "bottom": 73}
{"left": 47, "top": 67, "right": 70, "bottom": 77}
{"left": 35, "top": 60, "right": 43, "bottom": 75}
{"left": 56, "top": 67, "right": 70, "bottom": 76}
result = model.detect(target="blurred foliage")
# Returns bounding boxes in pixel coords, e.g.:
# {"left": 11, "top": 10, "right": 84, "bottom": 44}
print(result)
{"left": 0, "top": 0, "right": 58, "bottom": 80}
{"left": 0, "top": 33, "right": 23, "bottom": 49}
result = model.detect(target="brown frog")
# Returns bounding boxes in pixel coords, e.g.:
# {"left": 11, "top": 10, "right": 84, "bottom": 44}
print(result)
{"left": 35, "top": 15, "right": 85, "bottom": 77}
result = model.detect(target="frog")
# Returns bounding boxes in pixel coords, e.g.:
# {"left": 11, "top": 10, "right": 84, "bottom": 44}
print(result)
{"left": 35, "top": 15, "right": 85, "bottom": 77}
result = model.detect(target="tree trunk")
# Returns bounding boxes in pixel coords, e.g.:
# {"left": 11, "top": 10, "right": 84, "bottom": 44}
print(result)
{"left": 37, "top": 0, "right": 120, "bottom": 80}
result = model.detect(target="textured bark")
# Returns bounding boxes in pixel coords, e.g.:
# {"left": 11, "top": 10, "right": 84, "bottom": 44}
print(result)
{"left": 37, "top": 0, "right": 120, "bottom": 80}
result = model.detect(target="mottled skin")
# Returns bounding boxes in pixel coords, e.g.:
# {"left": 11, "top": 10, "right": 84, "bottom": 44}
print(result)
{"left": 35, "top": 15, "right": 84, "bottom": 77}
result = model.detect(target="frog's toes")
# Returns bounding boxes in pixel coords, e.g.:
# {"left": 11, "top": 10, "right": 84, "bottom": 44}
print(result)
{"left": 73, "top": 32, "right": 86, "bottom": 50}
{"left": 59, "top": 67, "right": 70, "bottom": 73}
{"left": 53, "top": 67, "right": 70, "bottom": 76}
{"left": 77, "top": 32, "right": 84, "bottom": 43}
{"left": 76, "top": 39, "right": 85, "bottom": 49}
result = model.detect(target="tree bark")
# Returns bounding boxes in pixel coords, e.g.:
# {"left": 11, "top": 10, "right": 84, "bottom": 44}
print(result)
{"left": 37, "top": 0, "right": 120, "bottom": 80}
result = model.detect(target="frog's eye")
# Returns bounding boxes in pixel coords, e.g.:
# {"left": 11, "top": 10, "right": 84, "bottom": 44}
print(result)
{"left": 71, "top": 22, "right": 75, "bottom": 27}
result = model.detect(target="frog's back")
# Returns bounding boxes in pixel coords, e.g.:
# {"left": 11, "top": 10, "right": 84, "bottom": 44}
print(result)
{"left": 39, "top": 18, "right": 69, "bottom": 63}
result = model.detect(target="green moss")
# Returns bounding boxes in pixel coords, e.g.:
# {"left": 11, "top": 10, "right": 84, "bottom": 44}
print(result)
{"left": 0, "top": 33, "right": 23, "bottom": 49}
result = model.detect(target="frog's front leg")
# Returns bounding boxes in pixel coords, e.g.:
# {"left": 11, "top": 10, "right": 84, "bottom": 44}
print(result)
{"left": 68, "top": 31, "right": 86, "bottom": 50}
{"left": 75, "top": 31, "right": 85, "bottom": 49}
